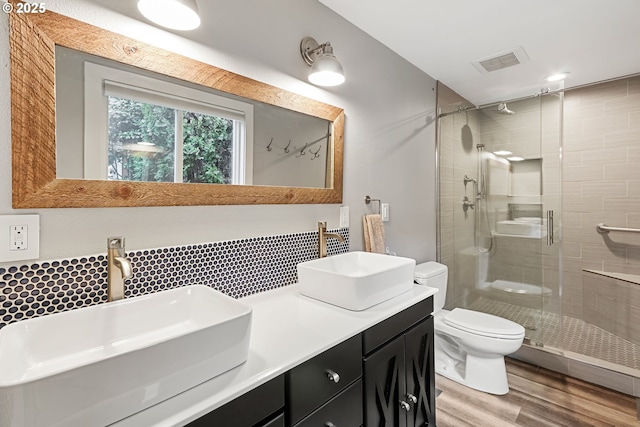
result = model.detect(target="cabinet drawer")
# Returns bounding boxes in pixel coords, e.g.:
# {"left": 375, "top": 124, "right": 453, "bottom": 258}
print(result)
{"left": 294, "top": 380, "right": 362, "bottom": 427}
{"left": 186, "top": 374, "right": 284, "bottom": 427}
{"left": 362, "top": 297, "right": 432, "bottom": 355}
{"left": 263, "top": 413, "right": 285, "bottom": 427}
{"left": 286, "top": 334, "right": 362, "bottom": 425}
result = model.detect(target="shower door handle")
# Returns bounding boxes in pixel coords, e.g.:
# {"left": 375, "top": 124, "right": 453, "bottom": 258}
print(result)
{"left": 547, "top": 210, "right": 554, "bottom": 245}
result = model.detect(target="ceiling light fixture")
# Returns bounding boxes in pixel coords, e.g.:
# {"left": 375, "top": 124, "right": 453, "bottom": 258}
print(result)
{"left": 507, "top": 156, "right": 525, "bottom": 162}
{"left": 493, "top": 150, "right": 512, "bottom": 156}
{"left": 300, "top": 37, "right": 345, "bottom": 87}
{"left": 545, "top": 72, "right": 569, "bottom": 82}
{"left": 137, "top": 0, "right": 201, "bottom": 31}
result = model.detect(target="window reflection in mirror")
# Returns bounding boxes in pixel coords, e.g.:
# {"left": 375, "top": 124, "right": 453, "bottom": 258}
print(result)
{"left": 55, "top": 46, "right": 332, "bottom": 189}
{"left": 109, "top": 97, "right": 177, "bottom": 183}
{"left": 107, "top": 100, "right": 243, "bottom": 184}
{"left": 82, "top": 60, "right": 251, "bottom": 184}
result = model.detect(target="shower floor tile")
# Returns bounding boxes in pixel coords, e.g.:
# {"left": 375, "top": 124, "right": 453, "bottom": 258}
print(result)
{"left": 468, "top": 297, "right": 640, "bottom": 372}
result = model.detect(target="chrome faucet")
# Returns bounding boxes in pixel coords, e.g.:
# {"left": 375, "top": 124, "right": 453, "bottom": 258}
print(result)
{"left": 318, "top": 221, "right": 345, "bottom": 258}
{"left": 107, "top": 237, "right": 133, "bottom": 302}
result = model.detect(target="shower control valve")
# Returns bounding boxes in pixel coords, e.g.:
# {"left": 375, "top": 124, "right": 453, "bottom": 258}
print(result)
{"left": 462, "top": 196, "right": 475, "bottom": 209}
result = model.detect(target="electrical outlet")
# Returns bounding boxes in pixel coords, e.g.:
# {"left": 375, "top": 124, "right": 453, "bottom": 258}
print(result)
{"left": 10, "top": 225, "right": 28, "bottom": 250}
{"left": 0, "top": 214, "right": 40, "bottom": 262}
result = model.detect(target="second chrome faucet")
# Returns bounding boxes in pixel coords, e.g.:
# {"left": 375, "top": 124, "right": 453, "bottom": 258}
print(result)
{"left": 318, "top": 221, "right": 345, "bottom": 258}
{"left": 107, "top": 237, "right": 133, "bottom": 302}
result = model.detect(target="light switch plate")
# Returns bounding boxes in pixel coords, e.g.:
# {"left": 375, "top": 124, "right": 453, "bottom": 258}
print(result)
{"left": 0, "top": 214, "right": 40, "bottom": 262}
{"left": 339, "top": 206, "right": 350, "bottom": 227}
{"left": 381, "top": 203, "right": 390, "bottom": 222}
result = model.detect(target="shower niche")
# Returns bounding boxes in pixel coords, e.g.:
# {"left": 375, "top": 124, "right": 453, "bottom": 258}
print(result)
{"left": 487, "top": 157, "right": 542, "bottom": 197}
{"left": 509, "top": 158, "right": 542, "bottom": 196}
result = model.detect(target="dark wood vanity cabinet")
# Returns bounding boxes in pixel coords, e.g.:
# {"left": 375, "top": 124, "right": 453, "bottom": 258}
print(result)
{"left": 187, "top": 297, "right": 434, "bottom": 427}
{"left": 362, "top": 298, "right": 436, "bottom": 427}
{"left": 285, "top": 298, "right": 435, "bottom": 427}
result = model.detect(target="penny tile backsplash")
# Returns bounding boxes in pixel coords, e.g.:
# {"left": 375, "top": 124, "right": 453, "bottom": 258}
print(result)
{"left": 0, "top": 228, "right": 349, "bottom": 328}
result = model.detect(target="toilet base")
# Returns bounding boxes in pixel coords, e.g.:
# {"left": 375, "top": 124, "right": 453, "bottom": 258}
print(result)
{"left": 435, "top": 351, "right": 510, "bottom": 395}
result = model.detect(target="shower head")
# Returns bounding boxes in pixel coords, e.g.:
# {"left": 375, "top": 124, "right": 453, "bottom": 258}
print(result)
{"left": 496, "top": 102, "right": 515, "bottom": 115}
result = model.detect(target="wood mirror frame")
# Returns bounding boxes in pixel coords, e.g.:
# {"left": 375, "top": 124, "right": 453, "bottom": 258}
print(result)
{"left": 10, "top": 9, "right": 344, "bottom": 208}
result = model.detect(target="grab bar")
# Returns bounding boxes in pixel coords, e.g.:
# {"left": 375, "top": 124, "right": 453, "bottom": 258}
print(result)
{"left": 596, "top": 223, "right": 640, "bottom": 234}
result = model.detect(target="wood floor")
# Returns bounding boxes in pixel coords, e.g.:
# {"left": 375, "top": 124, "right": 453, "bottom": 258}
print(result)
{"left": 435, "top": 358, "right": 640, "bottom": 427}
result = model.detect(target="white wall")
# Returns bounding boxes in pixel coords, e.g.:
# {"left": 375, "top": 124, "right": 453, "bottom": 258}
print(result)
{"left": 0, "top": 0, "right": 437, "bottom": 264}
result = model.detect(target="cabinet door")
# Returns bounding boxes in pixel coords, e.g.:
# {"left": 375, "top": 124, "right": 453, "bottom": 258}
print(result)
{"left": 404, "top": 317, "right": 435, "bottom": 427}
{"left": 363, "top": 335, "right": 406, "bottom": 427}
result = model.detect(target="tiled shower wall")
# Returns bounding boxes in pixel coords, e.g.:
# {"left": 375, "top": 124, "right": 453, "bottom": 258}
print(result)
{"left": 563, "top": 76, "right": 640, "bottom": 324}
{"left": 582, "top": 270, "right": 640, "bottom": 346}
{"left": 0, "top": 228, "right": 349, "bottom": 329}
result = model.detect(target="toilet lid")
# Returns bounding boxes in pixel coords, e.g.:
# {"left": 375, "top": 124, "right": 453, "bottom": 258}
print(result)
{"left": 444, "top": 308, "right": 525, "bottom": 338}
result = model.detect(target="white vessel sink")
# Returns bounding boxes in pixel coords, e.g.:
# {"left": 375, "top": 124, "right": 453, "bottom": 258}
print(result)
{"left": 0, "top": 285, "right": 252, "bottom": 427}
{"left": 297, "top": 251, "right": 416, "bottom": 311}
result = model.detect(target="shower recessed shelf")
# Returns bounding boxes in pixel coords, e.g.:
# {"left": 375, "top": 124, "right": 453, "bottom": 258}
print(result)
{"left": 495, "top": 219, "right": 545, "bottom": 238}
{"left": 494, "top": 233, "right": 545, "bottom": 239}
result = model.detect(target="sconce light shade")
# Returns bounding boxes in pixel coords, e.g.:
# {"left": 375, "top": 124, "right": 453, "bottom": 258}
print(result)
{"left": 300, "top": 37, "right": 345, "bottom": 87}
{"left": 138, "top": 0, "right": 201, "bottom": 31}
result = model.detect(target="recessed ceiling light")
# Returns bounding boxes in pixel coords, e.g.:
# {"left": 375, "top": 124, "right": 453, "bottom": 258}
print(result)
{"left": 507, "top": 156, "right": 525, "bottom": 162}
{"left": 493, "top": 150, "right": 512, "bottom": 156}
{"left": 545, "top": 72, "right": 569, "bottom": 82}
{"left": 138, "top": 0, "right": 201, "bottom": 31}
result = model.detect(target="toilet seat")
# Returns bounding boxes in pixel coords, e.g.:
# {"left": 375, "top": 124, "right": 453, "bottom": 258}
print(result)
{"left": 444, "top": 308, "right": 525, "bottom": 339}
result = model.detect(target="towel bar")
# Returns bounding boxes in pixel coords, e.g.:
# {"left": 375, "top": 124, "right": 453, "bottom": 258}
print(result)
{"left": 364, "top": 195, "right": 381, "bottom": 214}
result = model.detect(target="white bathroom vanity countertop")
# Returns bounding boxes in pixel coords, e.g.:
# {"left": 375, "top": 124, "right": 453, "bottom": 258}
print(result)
{"left": 112, "top": 283, "right": 437, "bottom": 427}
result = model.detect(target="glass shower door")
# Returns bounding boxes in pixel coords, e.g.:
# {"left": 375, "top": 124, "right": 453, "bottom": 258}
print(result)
{"left": 437, "top": 93, "right": 562, "bottom": 347}
{"left": 538, "top": 93, "right": 563, "bottom": 348}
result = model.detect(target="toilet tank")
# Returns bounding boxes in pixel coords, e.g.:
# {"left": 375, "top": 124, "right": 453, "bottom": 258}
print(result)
{"left": 414, "top": 262, "right": 448, "bottom": 312}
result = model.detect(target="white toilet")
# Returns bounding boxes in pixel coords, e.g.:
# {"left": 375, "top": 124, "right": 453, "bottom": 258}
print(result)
{"left": 414, "top": 261, "right": 525, "bottom": 395}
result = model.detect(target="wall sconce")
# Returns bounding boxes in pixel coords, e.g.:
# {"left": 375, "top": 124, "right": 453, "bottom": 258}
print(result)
{"left": 300, "top": 37, "right": 345, "bottom": 87}
{"left": 138, "top": 0, "right": 201, "bottom": 31}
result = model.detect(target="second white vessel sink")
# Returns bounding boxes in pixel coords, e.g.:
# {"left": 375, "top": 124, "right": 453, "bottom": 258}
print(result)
{"left": 0, "top": 285, "right": 252, "bottom": 427}
{"left": 297, "top": 251, "right": 416, "bottom": 311}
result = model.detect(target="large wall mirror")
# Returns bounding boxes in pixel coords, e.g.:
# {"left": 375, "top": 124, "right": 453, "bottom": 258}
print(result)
{"left": 10, "top": 9, "right": 344, "bottom": 208}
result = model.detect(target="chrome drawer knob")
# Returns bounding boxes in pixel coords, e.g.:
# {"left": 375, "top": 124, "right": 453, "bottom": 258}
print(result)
{"left": 400, "top": 401, "right": 411, "bottom": 411}
{"left": 407, "top": 393, "right": 417, "bottom": 404}
{"left": 325, "top": 369, "right": 340, "bottom": 383}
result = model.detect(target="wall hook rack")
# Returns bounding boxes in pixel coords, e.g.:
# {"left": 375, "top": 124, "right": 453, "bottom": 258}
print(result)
{"left": 265, "top": 131, "right": 330, "bottom": 157}
{"left": 296, "top": 143, "right": 308, "bottom": 157}
{"left": 310, "top": 145, "right": 322, "bottom": 159}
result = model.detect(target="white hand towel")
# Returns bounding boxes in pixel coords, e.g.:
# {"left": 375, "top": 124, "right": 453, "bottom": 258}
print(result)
{"left": 363, "top": 214, "right": 385, "bottom": 254}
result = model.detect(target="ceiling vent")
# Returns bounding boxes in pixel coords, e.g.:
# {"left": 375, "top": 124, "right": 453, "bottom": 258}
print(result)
{"left": 472, "top": 46, "right": 530, "bottom": 73}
